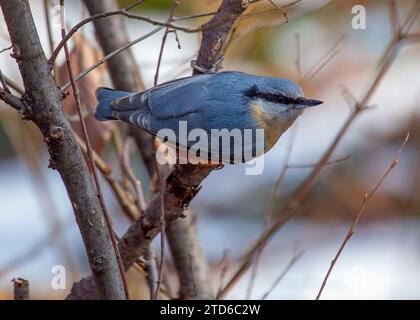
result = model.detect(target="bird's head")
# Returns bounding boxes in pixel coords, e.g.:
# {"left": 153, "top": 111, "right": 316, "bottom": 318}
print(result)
{"left": 242, "top": 77, "right": 323, "bottom": 151}
{"left": 243, "top": 78, "right": 323, "bottom": 122}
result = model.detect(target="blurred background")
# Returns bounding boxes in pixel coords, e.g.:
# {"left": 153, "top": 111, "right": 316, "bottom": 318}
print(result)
{"left": 0, "top": 0, "right": 419, "bottom": 299}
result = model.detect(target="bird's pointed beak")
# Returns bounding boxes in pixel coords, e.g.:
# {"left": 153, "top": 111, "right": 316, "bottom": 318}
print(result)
{"left": 296, "top": 98, "right": 324, "bottom": 109}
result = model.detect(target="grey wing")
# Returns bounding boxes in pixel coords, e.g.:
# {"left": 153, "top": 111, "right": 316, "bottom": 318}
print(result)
{"left": 110, "top": 73, "right": 214, "bottom": 133}
{"left": 146, "top": 73, "right": 214, "bottom": 119}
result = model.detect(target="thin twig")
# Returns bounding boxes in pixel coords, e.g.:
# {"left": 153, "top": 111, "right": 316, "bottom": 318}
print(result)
{"left": 267, "top": 0, "right": 289, "bottom": 22}
{"left": 61, "top": 26, "right": 164, "bottom": 91}
{"left": 121, "top": 137, "right": 159, "bottom": 299}
{"left": 0, "top": 44, "right": 12, "bottom": 54}
{"left": 301, "top": 35, "right": 346, "bottom": 87}
{"left": 0, "top": 72, "right": 23, "bottom": 95}
{"left": 152, "top": 1, "right": 181, "bottom": 299}
{"left": 188, "top": 254, "right": 198, "bottom": 299}
{"left": 0, "top": 69, "right": 11, "bottom": 93}
{"left": 286, "top": 155, "right": 351, "bottom": 169}
{"left": 316, "top": 133, "right": 410, "bottom": 300}
{"left": 154, "top": 0, "right": 180, "bottom": 86}
{"left": 261, "top": 250, "right": 303, "bottom": 299}
{"left": 295, "top": 33, "right": 302, "bottom": 82}
{"left": 74, "top": 134, "right": 140, "bottom": 221}
{"left": 389, "top": 0, "right": 400, "bottom": 33}
{"left": 122, "top": 137, "right": 147, "bottom": 212}
{"left": 216, "top": 249, "right": 229, "bottom": 299}
{"left": 50, "top": 0, "right": 227, "bottom": 65}
{"left": 60, "top": 0, "right": 128, "bottom": 299}
{"left": 43, "top": 0, "right": 55, "bottom": 55}
{"left": 144, "top": 247, "right": 158, "bottom": 298}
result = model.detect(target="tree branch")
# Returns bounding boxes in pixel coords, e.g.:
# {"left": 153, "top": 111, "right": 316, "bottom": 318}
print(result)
{"left": 0, "top": 0, "right": 125, "bottom": 299}
{"left": 12, "top": 278, "right": 29, "bottom": 300}
{"left": 194, "top": 0, "right": 249, "bottom": 73}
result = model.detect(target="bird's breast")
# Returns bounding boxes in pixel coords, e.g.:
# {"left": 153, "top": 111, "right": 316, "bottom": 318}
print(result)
{"left": 251, "top": 101, "right": 291, "bottom": 151}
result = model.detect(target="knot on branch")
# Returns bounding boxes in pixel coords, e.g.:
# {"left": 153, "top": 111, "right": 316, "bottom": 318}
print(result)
{"left": 91, "top": 255, "right": 107, "bottom": 271}
{"left": 166, "top": 171, "right": 202, "bottom": 208}
{"left": 241, "top": 0, "right": 250, "bottom": 9}
{"left": 191, "top": 57, "right": 223, "bottom": 74}
{"left": 46, "top": 126, "right": 65, "bottom": 145}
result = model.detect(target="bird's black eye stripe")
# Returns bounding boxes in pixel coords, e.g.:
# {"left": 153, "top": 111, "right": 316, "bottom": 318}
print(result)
{"left": 244, "top": 85, "right": 301, "bottom": 105}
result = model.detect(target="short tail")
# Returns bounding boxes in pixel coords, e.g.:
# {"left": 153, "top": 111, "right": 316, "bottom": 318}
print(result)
{"left": 94, "top": 87, "right": 130, "bottom": 121}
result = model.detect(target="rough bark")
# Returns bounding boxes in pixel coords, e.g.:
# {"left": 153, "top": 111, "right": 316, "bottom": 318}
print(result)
{"left": 0, "top": 0, "right": 125, "bottom": 300}
{"left": 194, "top": 0, "right": 247, "bottom": 74}
{"left": 12, "top": 278, "right": 29, "bottom": 300}
{"left": 67, "top": 0, "right": 246, "bottom": 299}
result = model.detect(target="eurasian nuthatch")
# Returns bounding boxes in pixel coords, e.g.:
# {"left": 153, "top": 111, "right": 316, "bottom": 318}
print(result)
{"left": 94, "top": 71, "right": 323, "bottom": 164}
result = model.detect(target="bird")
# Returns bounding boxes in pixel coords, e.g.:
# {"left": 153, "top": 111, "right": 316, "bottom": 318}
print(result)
{"left": 94, "top": 71, "right": 323, "bottom": 164}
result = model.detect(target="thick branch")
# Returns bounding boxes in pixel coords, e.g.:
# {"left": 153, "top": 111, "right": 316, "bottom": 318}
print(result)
{"left": 194, "top": 0, "right": 248, "bottom": 73}
{"left": 12, "top": 278, "right": 29, "bottom": 300}
{"left": 0, "top": 0, "right": 125, "bottom": 299}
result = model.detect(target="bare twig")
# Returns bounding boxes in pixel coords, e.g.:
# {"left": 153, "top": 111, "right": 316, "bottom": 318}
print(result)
{"left": 389, "top": 0, "right": 400, "bottom": 33}
{"left": 0, "top": 72, "right": 23, "bottom": 95}
{"left": 83, "top": 0, "right": 156, "bottom": 181}
{"left": 43, "top": 0, "right": 55, "bottom": 55}
{"left": 261, "top": 250, "right": 303, "bottom": 299}
{"left": 154, "top": 0, "right": 180, "bottom": 86}
{"left": 286, "top": 155, "right": 351, "bottom": 169}
{"left": 59, "top": 0, "right": 128, "bottom": 299}
{"left": 122, "top": 137, "right": 147, "bottom": 212}
{"left": 12, "top": 278, "right": 29, "bottom": 300}
{"left": 295, "top": 33, "right": 302, "bottom": 82}
{"left": 188, "top": 254, "right": 198, "bottom": 299}
{"left": 75, "top": 134, "right": 140, "bottom": 220}
{"left": 316, "top": 133, "right": 410, "bottom": 300}
{"left": 51, "top": 0, "right": 242, "bottom": 66}
{"left": 301, "top": 35, "right": 346, "bottom": 87}
{"left": 0, "top": 44, "right": 12, "bottom": 54}
{"left": 152, "top": 0, "right": 181, "bottom": 300}
{"left": 144, "top": 247, "right": 158, "bottom": 298}
{"left": 267, "top": 0, "right": 289, "bottom": 22}
{"left": 121, "top": 136, "right": 159, "bottom": 298}
{"left": 152, "top": 151, "right": 166, "bottom": 300}
{"left": 216, "top": 249, "right": 229, "bottom": 299}
{"left": 61, "top": 26, "right": 163, "bottom": 91}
